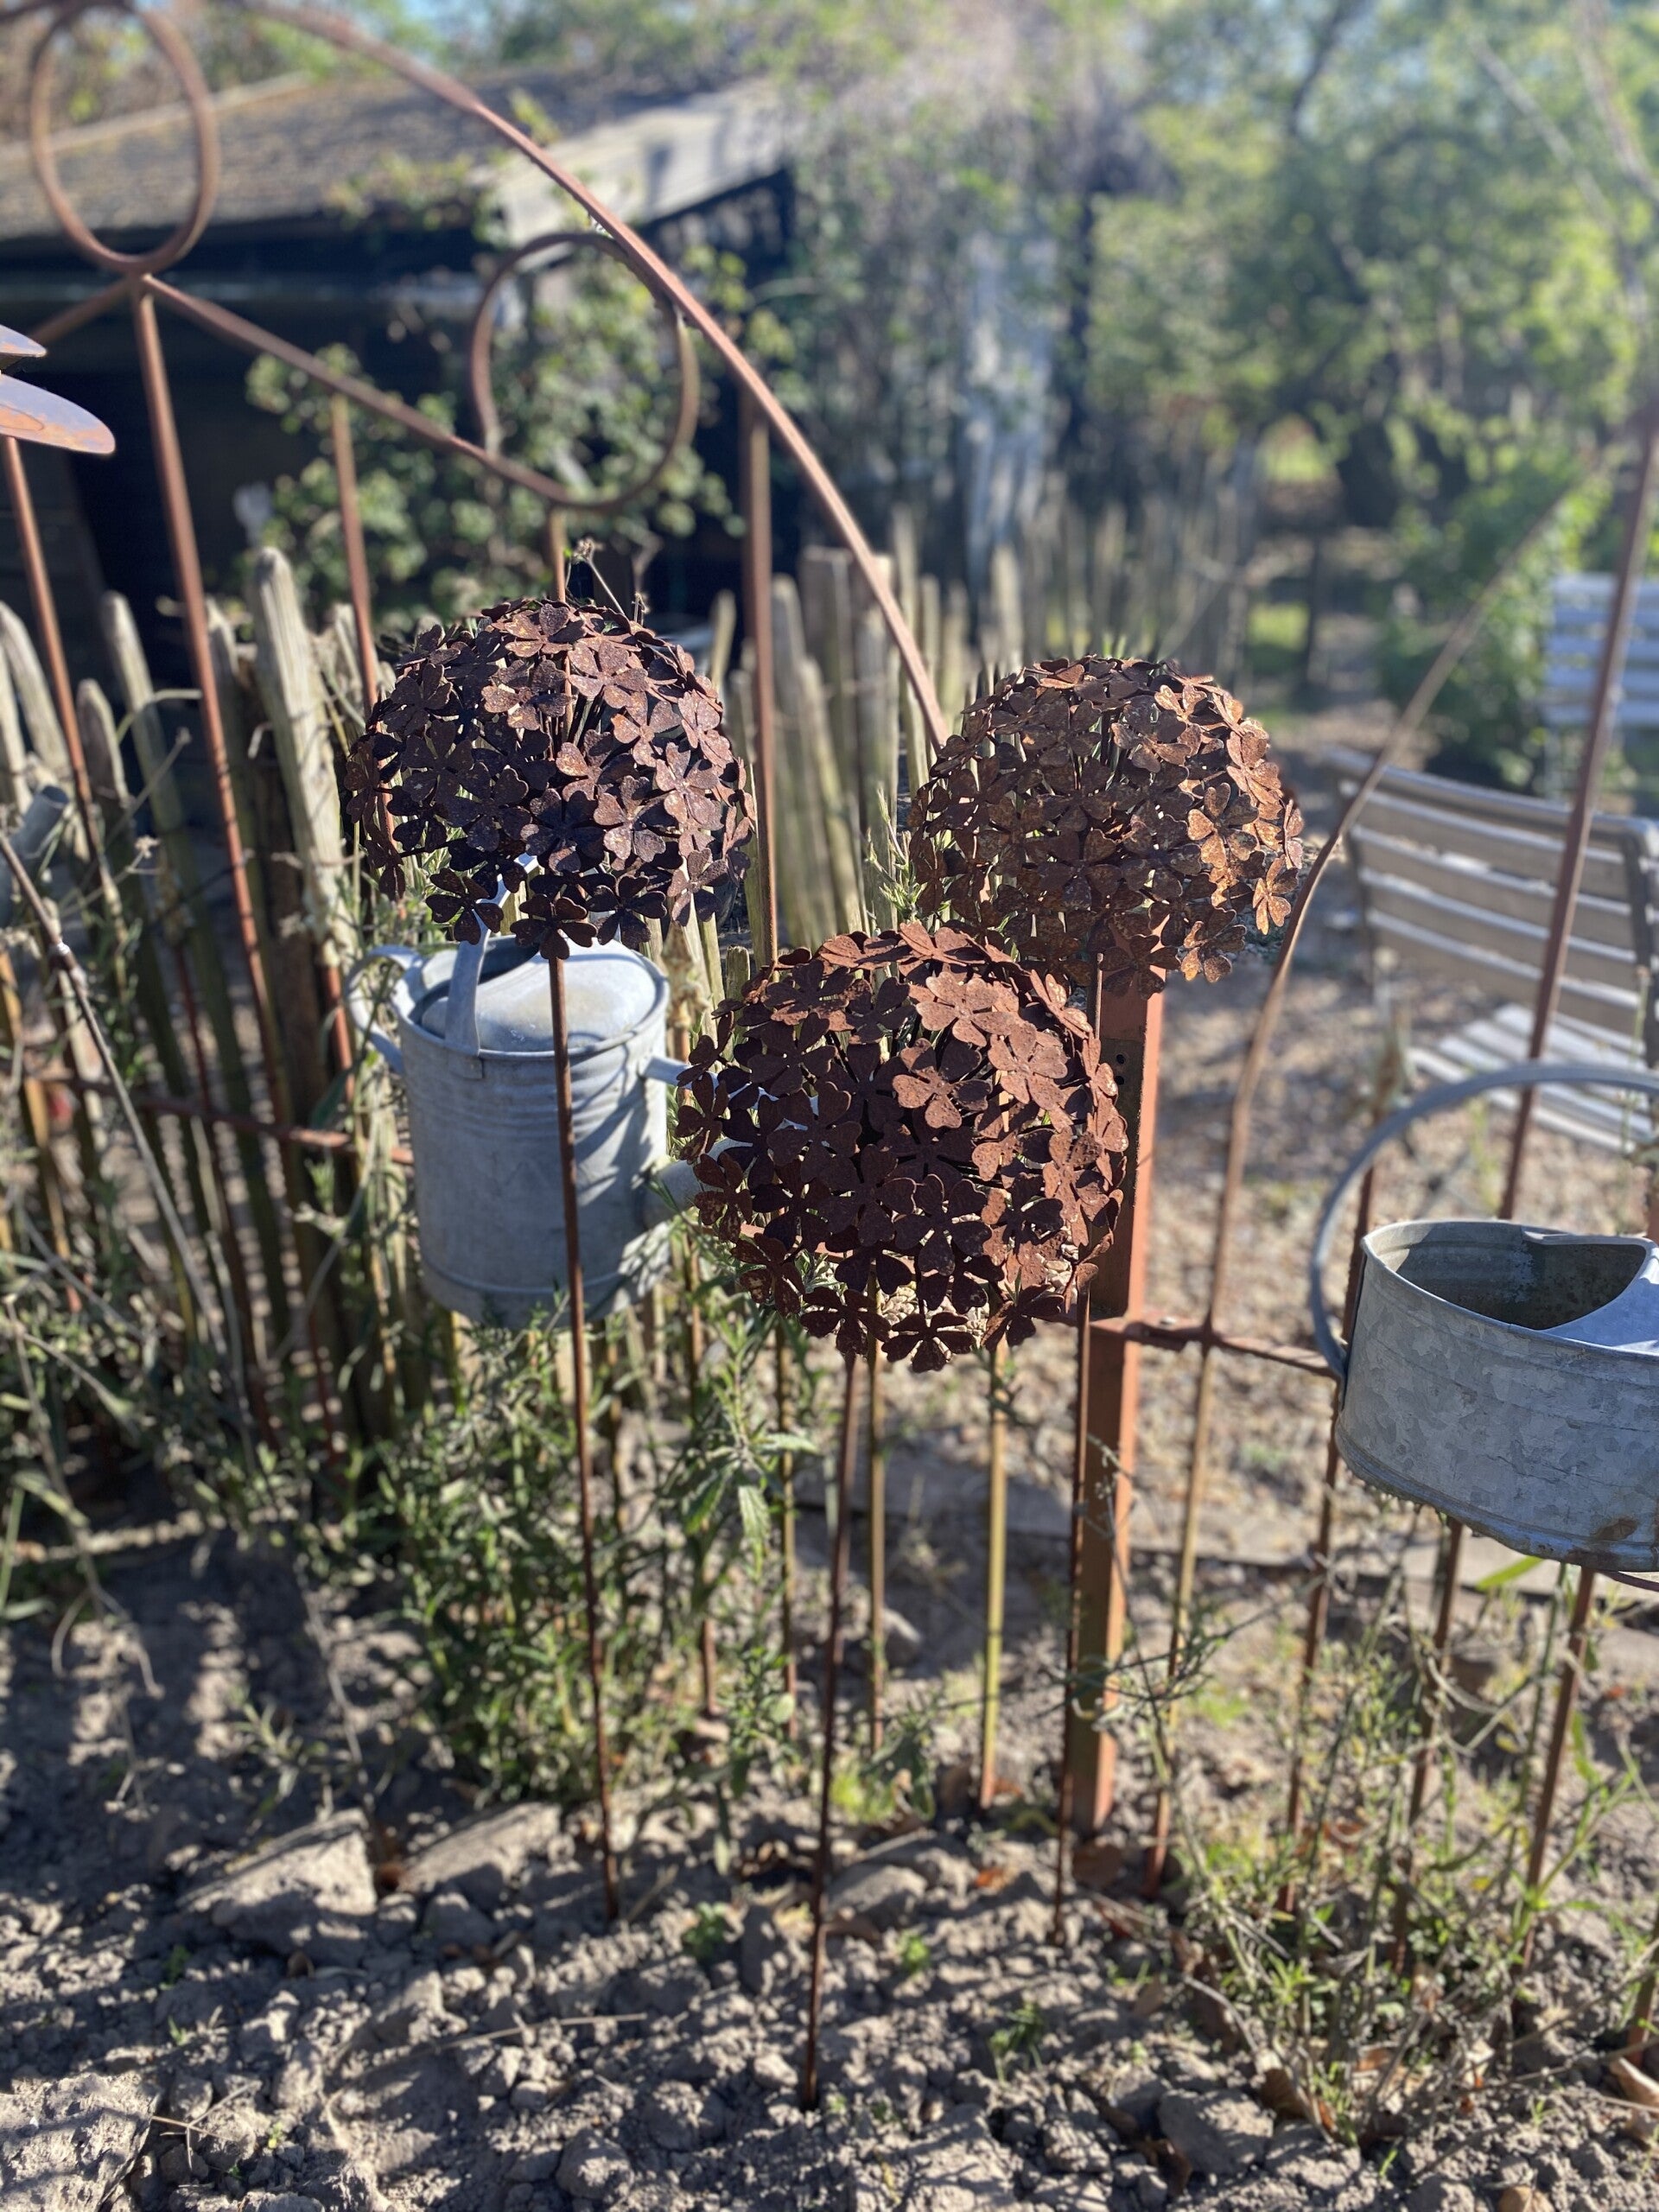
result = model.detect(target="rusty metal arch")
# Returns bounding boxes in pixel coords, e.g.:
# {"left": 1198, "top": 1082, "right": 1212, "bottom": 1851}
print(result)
{"left": 26, "top": 0, "right": 220, "bottom": 276}
{"left": 467, "top": 229, "right": 701, "bottom": 518}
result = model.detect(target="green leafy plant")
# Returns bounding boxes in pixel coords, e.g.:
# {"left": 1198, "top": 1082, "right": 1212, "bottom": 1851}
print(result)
{"left": 988, "top": 1997, "right": 1048, "bottom": 2082}
{"left": 683, "top": 1902, "right": 734, "bottom": 1963}
{"left": 893, "top": 1928, "right": 932, "bottom": 1981}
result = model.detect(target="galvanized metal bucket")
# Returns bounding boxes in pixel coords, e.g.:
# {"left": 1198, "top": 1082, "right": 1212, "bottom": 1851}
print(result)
{"left": 1309, "top": 1061, "right": 1659, "bottom": 1573}
{"left": 347, "top": 931, "right": 693, "bottom": 1327}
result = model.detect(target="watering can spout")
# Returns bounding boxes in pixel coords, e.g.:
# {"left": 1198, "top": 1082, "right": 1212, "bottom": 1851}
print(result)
{"left": 1541, "top": 1237, "right": 1659, "bottom": 1354}
{"left": 641, "top": 1157, "right": 701, "bottom": 1230}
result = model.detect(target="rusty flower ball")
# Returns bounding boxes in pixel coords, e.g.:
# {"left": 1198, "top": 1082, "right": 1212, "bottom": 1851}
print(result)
{"left": 348, "top": 597, "right": 753, "bottom": 956}
{"left": 908, "top": 655, "right": 1303, "bottom": 995}
{"left": 677, "top": 923, "right": 1128, "bottom": 1370}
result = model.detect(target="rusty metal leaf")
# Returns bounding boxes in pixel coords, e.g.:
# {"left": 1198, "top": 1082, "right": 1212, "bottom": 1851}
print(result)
{"left": 351, "top": 597, "right": 753, "bottom": 957}
{"left": 679, "top": 926, "right": 1128, "bottom": 1369}
{"left": 908, "top": 655, "right": 1302, "bottom": 995}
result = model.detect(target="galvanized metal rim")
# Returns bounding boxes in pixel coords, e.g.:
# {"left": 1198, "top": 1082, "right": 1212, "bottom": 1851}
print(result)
{"left": 1309, "top": 1059, "right": 1659, "bottom": 1380}
{"left": 401, "top": 944, "right": 670, "bottom": 1068}
{"left": 1359, "top": 1216, "right": 1659, "bottom": 1364}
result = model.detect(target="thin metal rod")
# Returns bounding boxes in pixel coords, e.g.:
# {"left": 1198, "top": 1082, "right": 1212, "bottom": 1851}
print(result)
{"left": 1074, "top": 981, "right": 1156, "bottom": 1845}
{"left": 1281, "top": 1166, "right": 1375, "bottom": 1906}
{"left": 978, "top": 1338, "right": 1008, "bottom": 1811}
{"left": 1501, "top": 410, "right": 1659, "bottom": 1218}
{"left": 1498, "top": 423, "right": 1659, "bottom": 1954}
{"left": 0, "top": 435, "right": 96, "bottom": 843}
{"left": 1086, "top": 1313, "right": 1330, "bottom": 1376}
{"left": 866, "top": 1341, "right": 885, "bottom": 1751}
{"left": 1158, "top": 1336, "right": 1217, "bottom": 1773}
{"left": 801, "top": 1350, "right": 861, "bottom": 2111}
{"left": 1388, "top": 1512, "right": 1467, "bottom": 1970}
{"left": 777, "top": 1322, "right": 798, "bottom": 1737}
{"left": 1524, "top": 1567, "right": 1599, "bottom": 1909}
{"left": 1628, "top": 1887, "right": 1659, "bottom": 2044}
{"left": 548, "top": 951, "right": 618, "bottom": 1923}
{"left": 1052, "top": 1269, "right": 1094, "bottom": 1946}
{"left": 130, "top": 289, "right": 289, "bottom": 1123}
{"left": 329, "top": 394, "right": 379, "bottom": 716}
{"left": 738, "top": 387, "right": 778, "bottom": 963}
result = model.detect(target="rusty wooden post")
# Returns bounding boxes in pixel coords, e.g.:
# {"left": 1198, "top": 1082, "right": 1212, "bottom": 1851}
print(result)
{"left": 1071, "top": 983, "right": 1162, "bottom": 1834}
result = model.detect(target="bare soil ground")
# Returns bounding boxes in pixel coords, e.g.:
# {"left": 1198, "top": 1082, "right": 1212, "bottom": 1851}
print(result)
{"left": 5, "top": 693, "right": 1659, "bottom": 2212}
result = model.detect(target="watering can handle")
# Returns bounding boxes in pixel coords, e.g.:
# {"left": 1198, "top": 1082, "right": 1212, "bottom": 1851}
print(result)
{"left": 344, "top": 944, "right": 423, "bottom": 1077}
{"left": 1309, "top": 1058, "right": 1659, "bottom": 1382}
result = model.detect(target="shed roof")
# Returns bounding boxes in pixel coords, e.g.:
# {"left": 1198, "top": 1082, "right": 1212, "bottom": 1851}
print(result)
{"left": 0, "top": 64, "right": 787, "bottom": 252}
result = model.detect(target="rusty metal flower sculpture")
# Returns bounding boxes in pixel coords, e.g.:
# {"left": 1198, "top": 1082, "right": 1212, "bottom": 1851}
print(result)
{"left": 348, "top": 597, "right": 753, "bottom": 953}
{"left": 909, "top": 656, "right": 1303, "bottom": 996}
{"left": 678, "top": 924, "right": 1128, "bottom": 1370}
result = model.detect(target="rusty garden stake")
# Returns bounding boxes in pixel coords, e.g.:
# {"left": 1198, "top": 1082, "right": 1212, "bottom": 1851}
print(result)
{"left": 801, "top": 1348, "right": 861, "bottom": 2111}
{"left": 548, "top": 949, "right": 620, "bottom": 1923}
{"left": 978, "top": 1336, "right": 1008, "bottom": 1810}
{"left": 738, "top": 385, "right": 779, "bottom": 969}
{"left": 330, "top": 394, "right": 381, "bottom": 721}
{"left": 777, "top": 1327, "right": 799, "bottom": 1738}
{"left": 1503, "top": 411, "right": 1659, "bottom": 1932}
{"left": 1281, "top": 1165, "right": 1375, "bottom": 1914}
{"left": 1052, "top": 1257, "right": 1096, "bottom": 1946}
{"left": 1628, "top": 1887, "right": 1659, "bottom": 2045}
{"left": 866, "top": 1341, "right": 886, "bottom": 1751}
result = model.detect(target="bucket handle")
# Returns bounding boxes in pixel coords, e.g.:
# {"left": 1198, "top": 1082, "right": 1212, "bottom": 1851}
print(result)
{"left": 1309, "top": 1058, "right": 1659, "bottom": 1382}
{"left": 343, "top": 944, "right": 423, "bottom": 1077}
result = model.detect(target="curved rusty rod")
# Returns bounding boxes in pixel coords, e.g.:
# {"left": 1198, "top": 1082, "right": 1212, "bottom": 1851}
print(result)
{"left": 1140, "top": 450, "right": 1606, "bottom": 1893}
{"left": 1504, "top": 410, "right": 1659, "bottom": 1944}
{"left": 227, "top": 0, "right": 948, "bottom": 762}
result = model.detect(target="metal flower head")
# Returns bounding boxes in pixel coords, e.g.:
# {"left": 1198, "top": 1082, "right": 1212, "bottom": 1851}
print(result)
{"left": 348, "top": 598, "right": 753, "bottom": 955}
{"left": 908, "top": 656, "right": 1303, "bottom": 995}
{"left": 677, "top": 924, "right": 1128, "bottom": 1370}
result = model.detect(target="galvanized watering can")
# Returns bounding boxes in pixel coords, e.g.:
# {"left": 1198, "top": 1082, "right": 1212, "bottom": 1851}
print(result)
{"left": 1309, "top": 1061, "right": 1659, "bottom": 1575}
{"left": 348, "top": 931, "right": 695, "bottom": 1327}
